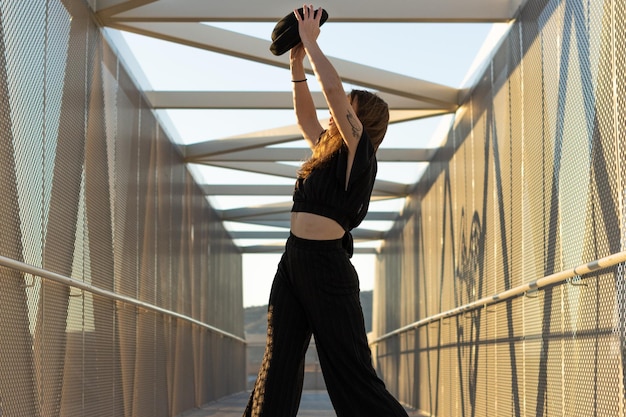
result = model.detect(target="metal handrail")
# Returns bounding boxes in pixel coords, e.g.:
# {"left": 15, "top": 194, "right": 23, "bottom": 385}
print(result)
{"left": 0, "top": 255, "right": 246, "bottom": 344}
{"left": 370, "top": 250, "right": 626, "bottom": 345}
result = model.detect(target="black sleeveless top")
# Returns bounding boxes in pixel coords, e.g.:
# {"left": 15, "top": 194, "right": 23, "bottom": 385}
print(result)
{"left": 291, "top": 130, "right": 377, "bottom": 241}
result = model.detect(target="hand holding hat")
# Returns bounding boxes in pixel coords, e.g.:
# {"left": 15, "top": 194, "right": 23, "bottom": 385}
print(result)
{"left": 270, "top": 6, "right": 329, "bottom": 56}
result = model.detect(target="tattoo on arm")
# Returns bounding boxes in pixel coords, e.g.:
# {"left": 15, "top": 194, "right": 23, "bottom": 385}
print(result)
{"left": 347, "top": 112, "right": 362, "bottom": 139}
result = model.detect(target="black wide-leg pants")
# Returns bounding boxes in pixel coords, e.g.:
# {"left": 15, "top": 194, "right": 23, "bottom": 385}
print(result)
{"left": 243, "top": 233, "right": 409, "bottom": 417}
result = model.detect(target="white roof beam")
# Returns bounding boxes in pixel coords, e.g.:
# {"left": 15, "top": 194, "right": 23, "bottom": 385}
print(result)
{"left": 220, "top": 210, "right": 398, "bottom": 222}
{"left": 231, "top": 220, "right": 291, "bottom": 229}
{"left": 183, "top": 110, "right": 442, "bottom": 159}
{"left": 223, "top": 217, "right": 395, "bottom": 232}
{"left": 202, "top": 185, "right": 293, "bottom": 196}
{"left": 183, "top": 127, "right": 304, "bottom": 159}
{"left": 102, "top": 0, "right": 524, "bottom": 22}
{"left": 241, "top": 245, "right": 378, "bottom": 254}
{"left": 200, "top": 185, "right": 406, "bottom": 198}
{"left": 144, "top": 91, "right": 446, "bottom": 111}
{"left": 106, "top": 22, "right": 459, "bottom": 107}
{"left": 203, "top": 162, "right": 298, "bottom": 179}
{"left": 195, "top": 162, "right": 411, "bottom": 196}
{"left": 229, "top": 229, "right": 384, "bottom": 240}
{"left": 95, "top": 0, "right": 158, "bottom": 18}
{"left": 189, "top": 148, "right": 436, "bottom": 163}
{"left": 218, "top": 201, "right": 293, "bottom": 220}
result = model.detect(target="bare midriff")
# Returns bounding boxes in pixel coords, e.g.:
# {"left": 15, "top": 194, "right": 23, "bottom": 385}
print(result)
{"left": 290, "top": 212, "right": 345, "bottom": 240}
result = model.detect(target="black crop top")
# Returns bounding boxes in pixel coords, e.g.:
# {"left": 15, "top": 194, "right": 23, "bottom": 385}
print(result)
{"left": 291, "top": 129, "right": 377, "bottom": 233}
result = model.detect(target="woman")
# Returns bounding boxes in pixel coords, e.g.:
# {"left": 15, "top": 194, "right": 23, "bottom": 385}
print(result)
{"left": 243, "top": 5, "right": 409, "bottom": 417}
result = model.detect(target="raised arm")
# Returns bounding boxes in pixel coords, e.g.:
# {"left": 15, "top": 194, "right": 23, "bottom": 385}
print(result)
{"left": 290, "top": 43, "right": 324, "bottom": 149}
{"left": 295, "top": 5, "right": 363, "bottom": 154}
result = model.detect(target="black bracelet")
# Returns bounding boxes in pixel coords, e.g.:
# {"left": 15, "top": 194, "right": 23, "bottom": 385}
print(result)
{"left": 291, "top": 79, "right": 307, "bottom": 83}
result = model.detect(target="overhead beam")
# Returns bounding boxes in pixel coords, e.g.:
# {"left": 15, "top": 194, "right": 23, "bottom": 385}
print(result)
{"left": 202, "top": 184, "right": 294, "bottom": 196}
{"left": 200, "top": 184, "right": 408, "bottom": 198}
{"left": 183, "top": 110, "right": 442, "bottom": 159}
{"left": 202, "top": 161, "right": 299, "bottom": 179}
{"left": 103, "top": 0, "right": 524, "bottom": 22}
{"left": 219, "top": 208, "right": 398, "bottom": 230}
{"left": 105, "top": 22, "right": 459, "bottom": 107}
{"left": 189, "top": 147, "right": 436, "bottom": 163}
{"left": 219, "top": 208, "right": 398, "bottom": 222}
{"left": 95, "top": 0, "right": 159, "bottom": 18}
{"left": 196, "top": 160, "right": 410, "bottom": 195}
{"left": 372, "top": 180, "right": 411, "bottom": 196}
{"left": 228, "top": 220, "right": 291, "bottom": 229}
{"left": 228, "top": 229, "right": 384, "bottom": 240}
{"left": 144, "top": 91, "right": 448, "bottom": 110}
{"left": 220, "top": 200, "right": 400, "bottom": 216}
{"left": 183, "top": 127, "right": 304, "bottom": 159}
{"left": 217, "top": 201, "right": 292, "bottom": 220}
{"left": 240, "top": 245, "right": 379, "bottom": 254}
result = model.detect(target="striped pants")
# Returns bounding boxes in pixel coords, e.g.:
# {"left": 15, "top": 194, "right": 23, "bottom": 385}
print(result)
{"left": 243, "top": 233, "right": 409, "bottom": 417}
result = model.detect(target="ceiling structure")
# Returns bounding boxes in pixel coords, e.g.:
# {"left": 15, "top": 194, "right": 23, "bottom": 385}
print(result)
{"left": 94, "top": 0, "right": 523, "bottom": 254}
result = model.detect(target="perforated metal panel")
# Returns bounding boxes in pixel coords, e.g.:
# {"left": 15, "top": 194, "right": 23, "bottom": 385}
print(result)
{"left": 374, "top": 0, "right": 626, "bottom": 415}
{"left": 0, "top": 1, "right": 245, "bottom": 416}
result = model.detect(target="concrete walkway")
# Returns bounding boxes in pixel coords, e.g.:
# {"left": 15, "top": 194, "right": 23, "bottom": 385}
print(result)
{"left": 181, "top": 390, "right": 424, "bottom": 417}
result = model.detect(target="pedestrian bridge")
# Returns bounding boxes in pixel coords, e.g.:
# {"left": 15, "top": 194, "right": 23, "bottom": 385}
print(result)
{"left": 1, "top": 0, "right": 626, "bottom": 416}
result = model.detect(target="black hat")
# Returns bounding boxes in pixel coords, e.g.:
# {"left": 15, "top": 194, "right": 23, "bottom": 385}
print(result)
{"left": 269, "top": 7, "right": 329, "bottom": 56}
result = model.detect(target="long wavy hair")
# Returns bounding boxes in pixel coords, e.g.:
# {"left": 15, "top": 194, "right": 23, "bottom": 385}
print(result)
{"left": 298, "top": 89, "right": 389, "bottom": 179}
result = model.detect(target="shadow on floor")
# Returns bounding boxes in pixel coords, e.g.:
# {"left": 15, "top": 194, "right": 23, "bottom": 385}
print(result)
{"left": 180, "top": 390, "right": 424, "bottom": 417}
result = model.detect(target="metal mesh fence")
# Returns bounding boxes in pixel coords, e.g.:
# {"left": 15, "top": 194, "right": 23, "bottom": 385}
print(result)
{"left": 373, "top": 0, "right": 626, "bottom": 415}
{"left": 0, "top": 1, "right": 245, "bottom": 416}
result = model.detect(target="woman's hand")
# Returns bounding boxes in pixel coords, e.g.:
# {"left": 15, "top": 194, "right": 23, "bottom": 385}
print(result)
{"left": 294, "top": 5, "right": 322, "bottom": 47}
{"left": 290, "top": 42, "right": 306, "bottom": 65}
